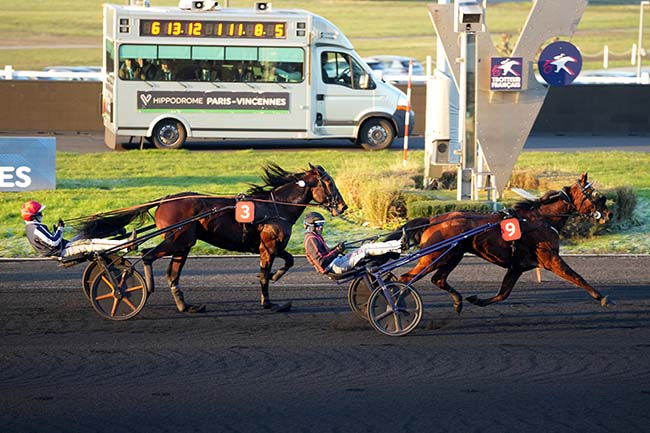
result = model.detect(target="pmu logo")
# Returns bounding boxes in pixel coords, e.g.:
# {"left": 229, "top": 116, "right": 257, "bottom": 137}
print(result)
{"left": 538, "top": 41, "right": 582, "bottom": 86}
{"left": 490, "top": 57, "right": 523, "bottom": 90}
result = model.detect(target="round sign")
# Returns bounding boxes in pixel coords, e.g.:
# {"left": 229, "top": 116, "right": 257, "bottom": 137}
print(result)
{"left": 538, "top": 41, "right": 582, "bottom": 86}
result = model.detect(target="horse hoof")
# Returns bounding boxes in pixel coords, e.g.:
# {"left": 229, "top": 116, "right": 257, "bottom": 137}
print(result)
{"left": 600, "top": 296, "right": 614, "bottom": 307}
{"left": 181, "top": 304, "right": 207, "bottom": 314}
{"left": 454, "top": 301, "right": 463, "bottom": 315}
{"left": 466, "top": 295, "right": 479, "bottom": 305}
{"left": 263, "top": 301, "right": 292, "bottom": 313}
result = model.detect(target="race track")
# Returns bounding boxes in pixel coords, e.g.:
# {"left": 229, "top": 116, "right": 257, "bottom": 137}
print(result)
{"left": 1, "top": 255, "right": 649, "bottom": 433}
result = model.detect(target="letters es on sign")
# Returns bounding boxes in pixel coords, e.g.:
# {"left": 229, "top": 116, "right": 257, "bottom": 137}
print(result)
{"left": 500, "top": 218, "right": 521, "bottom": 241}
{"left": 0, "top": 137, "right": 56, "bottom": 191}
{"left": 235, "top": 201, "right": 255, "bottom": 223}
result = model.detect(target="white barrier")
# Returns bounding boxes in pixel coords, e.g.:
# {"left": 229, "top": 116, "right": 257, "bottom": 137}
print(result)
{"left": 1, "top": 65, "right": 102, "bottom": 81}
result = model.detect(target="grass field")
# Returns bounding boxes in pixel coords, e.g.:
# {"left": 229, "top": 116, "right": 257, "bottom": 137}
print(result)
{"left": 0, "top": 0, "right": 647, "bottom": 71}
{"left": 1, "top": 149, "right": 648, "bottom": 258}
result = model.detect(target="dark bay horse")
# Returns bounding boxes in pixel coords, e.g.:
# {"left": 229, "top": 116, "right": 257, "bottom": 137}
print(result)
{"left": 77, "top": 163, "right": 347, "bottom": 313}
{"left": 392, "top": 173, "right": 612, "bottom": 314}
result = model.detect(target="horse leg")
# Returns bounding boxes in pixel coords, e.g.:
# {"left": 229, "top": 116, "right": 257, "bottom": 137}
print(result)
{"left": 466, "top": 268, "right": 523, "bottom": 307}
{"left": 258, "top": 250, "right": 292, "bottom": 312}
{"left": 540, "top": 253, "right": 611, "bottom": 306}
{"left": 430, "top": 250, "right": 466, "bottom": 314}
{"left": 270, "top": 250, "right": 294, "bottom": 282}
{"left": 166, "top": 251, "right": 205, "bottom": 314}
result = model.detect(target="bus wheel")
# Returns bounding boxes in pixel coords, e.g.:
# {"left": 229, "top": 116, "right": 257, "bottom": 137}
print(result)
{"left": 152, "top": 119, "right": 186, "bottom": 150}
{"left": 357, "top": 118, "right": 394, "bottom": 151}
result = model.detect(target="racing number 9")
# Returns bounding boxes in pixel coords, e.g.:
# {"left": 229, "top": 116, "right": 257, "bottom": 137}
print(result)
{"left": 235, "top": 201, "right": 255, "bottom": 223}
{"left": 500, "top": 218, "right": 521, "bottom": 241}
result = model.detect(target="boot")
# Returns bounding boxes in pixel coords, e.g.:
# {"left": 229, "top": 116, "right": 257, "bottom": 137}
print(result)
{"left": 170, "top": 285, "right": 206, "bottom": 313}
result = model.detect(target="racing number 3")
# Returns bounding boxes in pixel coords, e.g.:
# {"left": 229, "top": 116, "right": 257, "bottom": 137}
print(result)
{"left": 235, "top": 201, "right": 255, "bottom": 223}
{"left": 500, "top": 218, "right": 521, "bottom": 241}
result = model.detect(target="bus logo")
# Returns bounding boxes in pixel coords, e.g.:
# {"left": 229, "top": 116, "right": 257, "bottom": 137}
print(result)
{"left": 140, "top": 94, "right": 152, "bottom": 106}
{"left": 137, "top": 91, "right": 290, "bottom": 112}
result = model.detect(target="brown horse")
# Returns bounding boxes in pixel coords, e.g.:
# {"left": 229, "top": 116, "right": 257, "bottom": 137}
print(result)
{"left": 392, "top": 173, "right": 612, "bottom": 314}
{"left": 77, "top": 163, "right": 347, "bottom": 313}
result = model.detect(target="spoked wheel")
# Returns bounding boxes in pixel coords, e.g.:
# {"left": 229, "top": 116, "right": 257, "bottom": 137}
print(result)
{"left": 367, "top": 282, "right": 423, "bottom": 337}
{"left": 347, "top": 272, "right": 396, "bottom": 321}
{"left": 81, "top": 254, "right": 123, "bottom": 300}
{"left": 89, "top": 259, "right": 148, "bottom": 321}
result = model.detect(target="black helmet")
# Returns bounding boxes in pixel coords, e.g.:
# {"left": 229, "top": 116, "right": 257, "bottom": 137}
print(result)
{"left": 304, "top": 212, "right": 325, "bottom": 230}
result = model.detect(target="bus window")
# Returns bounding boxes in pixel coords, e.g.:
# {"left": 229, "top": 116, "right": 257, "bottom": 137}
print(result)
{"left": 105, "top": 39, "right": 115, "bottom": 74}
{"left": 116, "top": 44, "right": 304, "bottom": 83}
{"left": 321, "top": 51, "right": 375, "bottom": 90}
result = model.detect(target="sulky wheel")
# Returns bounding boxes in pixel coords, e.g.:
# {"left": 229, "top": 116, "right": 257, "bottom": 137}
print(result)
{"left": 81, "top": 254, "right": 123, "bottom": 300}
{"left": 89, "top": 260, "right": 148, "bottom": 321}
{"left": 367, "top": 282, "right": 423, "bottom": 337}
{"left": 347, "top": 272, "right": 396, "bottom": 321}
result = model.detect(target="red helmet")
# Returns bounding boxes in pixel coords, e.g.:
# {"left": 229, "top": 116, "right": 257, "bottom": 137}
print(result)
{"left": 20, "top": 200, "right": 45, "bottom": 221}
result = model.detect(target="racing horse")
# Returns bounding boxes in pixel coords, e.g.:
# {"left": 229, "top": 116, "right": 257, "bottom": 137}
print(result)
{"left": 391, "top": 173, "right": 612, "bottom": 314}
{"left": 77, "top": 163, "right": 347, "bottom": 313}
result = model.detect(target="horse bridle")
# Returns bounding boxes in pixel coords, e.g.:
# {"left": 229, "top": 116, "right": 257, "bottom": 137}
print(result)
{"left": 312, "top": 168, "right": 344, "bottom": 213}
{"left": 562, "top": 181, "right": 603, "bottom": 220}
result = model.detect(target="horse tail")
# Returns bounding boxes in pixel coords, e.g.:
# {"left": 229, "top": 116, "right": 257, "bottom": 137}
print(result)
{"left": 74, "top": 202, "right": 160, "bottom": 239}
{"left": 384, "top": 217, "right": 431, "bottom": 247}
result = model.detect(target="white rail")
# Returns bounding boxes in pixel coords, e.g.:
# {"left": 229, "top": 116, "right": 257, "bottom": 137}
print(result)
{"left": 1, "top": 65, "right": 103, "bottom": 81}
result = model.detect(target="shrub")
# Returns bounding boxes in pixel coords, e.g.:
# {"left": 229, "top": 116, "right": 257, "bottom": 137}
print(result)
{"left": 336, "top": 164, "right": 417, "bottom": 228}
{"left": 407, "top": 200, "right": 495, "bottom": 218}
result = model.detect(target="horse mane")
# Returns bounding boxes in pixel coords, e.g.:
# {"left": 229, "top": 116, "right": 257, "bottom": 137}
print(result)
{"left": 513, "top": 189, "right": 563, "bottom": 211}
{"left": 247, "top": 163, "right": 298, "bottom": 194}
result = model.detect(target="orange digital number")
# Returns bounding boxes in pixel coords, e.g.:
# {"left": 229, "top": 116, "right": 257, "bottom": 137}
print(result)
{"left": 254, "top": 23, "right": 264, "bottom": 37}
{"left": 151, "top": 21, "right": 160, "bottom": 35}
{"left": 275, "top": 23, "right": 285, "bottom": 38}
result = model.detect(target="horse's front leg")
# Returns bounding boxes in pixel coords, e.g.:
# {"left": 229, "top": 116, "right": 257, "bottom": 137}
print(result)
{"left": 466, "top": 267, "right": 523, "bottom": 307}
{"left": 270, "top": 250, "right": 294, "bottom": 281}
{"left": 540, "top": 252, "right": 612, "bottom": 306}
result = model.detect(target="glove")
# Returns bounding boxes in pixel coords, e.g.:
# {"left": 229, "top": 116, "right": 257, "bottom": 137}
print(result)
{"left": 334, "top": 242, "right": 346, "bottom": 254}
{"left": 57, "top": 218, "right": 65, "bottom": 228}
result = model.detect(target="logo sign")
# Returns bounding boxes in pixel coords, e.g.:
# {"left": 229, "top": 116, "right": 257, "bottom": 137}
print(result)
{"left": 137, "top": 91, "right": 290, "bottom": 112}
{"left": 500, "top": 218, "right": 522, "bottom": 242}
{"left": 0, "top": 137, "right": 55, "bottom": 191}
{"left": 538, "top": 41, "right": 582, "bottom": 86}
{"left": 235, "top": 201, "right": 255, "bottom": 223}
{"left": 490, "top": 57, "right": 523, "bottom": 91}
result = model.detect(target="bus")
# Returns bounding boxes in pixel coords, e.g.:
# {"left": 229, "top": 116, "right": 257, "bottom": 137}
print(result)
{"left": 102, "top": 1, "right": 414, "bottom": 150}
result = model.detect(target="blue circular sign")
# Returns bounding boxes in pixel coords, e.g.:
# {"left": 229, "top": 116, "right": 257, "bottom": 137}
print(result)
{"left": 538, "top": 41, "right": 582, "bottom": 86}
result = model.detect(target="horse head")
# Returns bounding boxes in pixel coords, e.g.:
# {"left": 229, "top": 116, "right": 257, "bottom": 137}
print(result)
{"left": 302, "top": 163, "right": 348, "bottom": 216}
{"left": 564, "top": 172, "right": 612, "bottom": 224}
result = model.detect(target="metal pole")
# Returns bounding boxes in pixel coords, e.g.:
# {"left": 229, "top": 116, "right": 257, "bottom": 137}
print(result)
{"left": 637, "top": 1, "right": 649, "bottom": 79}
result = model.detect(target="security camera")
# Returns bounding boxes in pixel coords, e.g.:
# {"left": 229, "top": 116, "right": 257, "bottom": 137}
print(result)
{"left": 255, "top": 2, "right": 272, "bottom": 12}
{"left": 454, "top": 0, "right": 485, "bottom": 33}
{"left": 178, "top": 0, "right": 219, "bottom": 10}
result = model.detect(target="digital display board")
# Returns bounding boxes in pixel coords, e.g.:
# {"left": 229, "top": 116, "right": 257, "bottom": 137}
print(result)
{"left": 140, "top": 19, "right": 287, "bottom": 39}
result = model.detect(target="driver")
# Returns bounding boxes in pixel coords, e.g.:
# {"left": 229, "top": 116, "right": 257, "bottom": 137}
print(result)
{"left": 21, "top": 200, "right": 129, "bottom": 258}
{"left": 303, "top": 212, "right": 402, "bottom": 274}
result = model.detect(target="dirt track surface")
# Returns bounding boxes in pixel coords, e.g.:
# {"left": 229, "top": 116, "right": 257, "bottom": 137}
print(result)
{"left": 1, "top": 255, "right": 649, "bottom": 433}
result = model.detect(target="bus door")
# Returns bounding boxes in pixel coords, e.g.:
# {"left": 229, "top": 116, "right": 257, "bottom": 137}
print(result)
{"left": 314, "top": 50, "right": 377, "bottom": 136}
